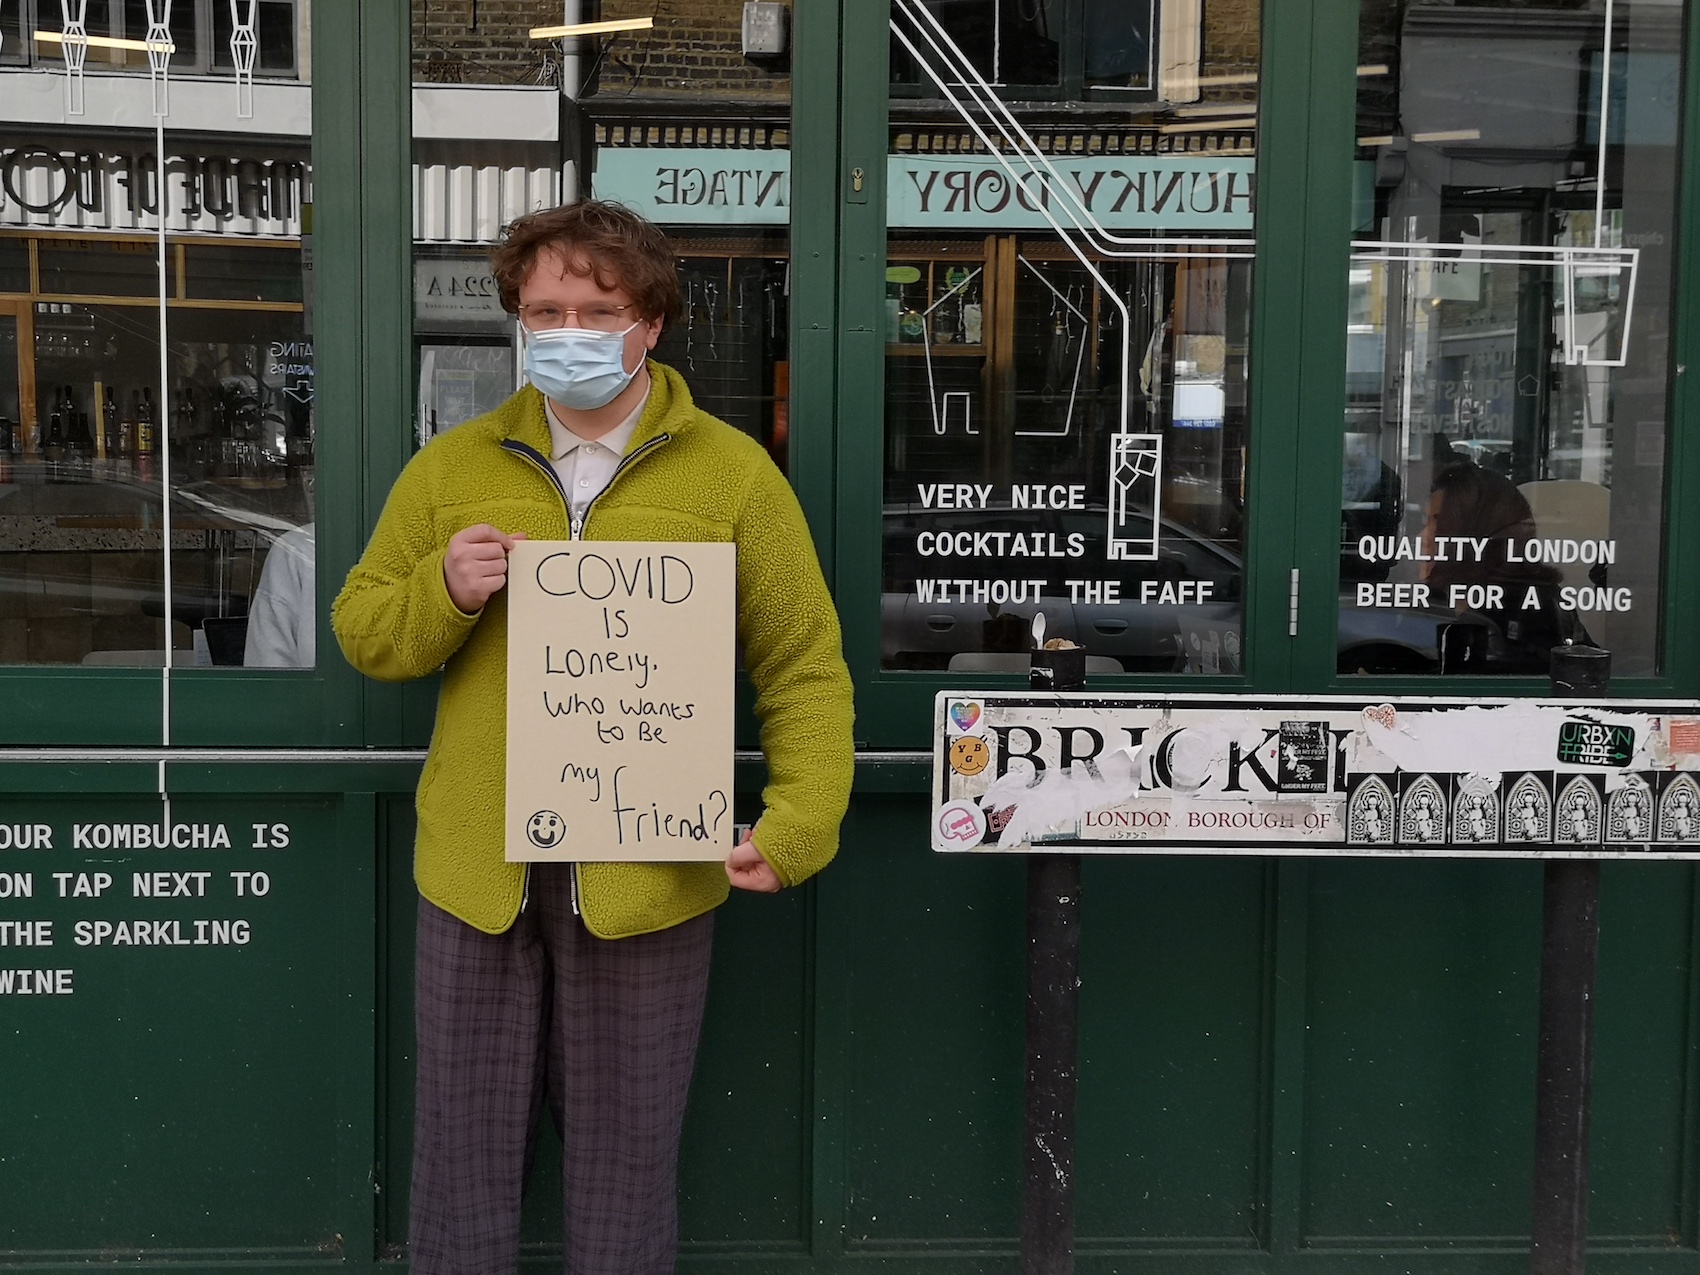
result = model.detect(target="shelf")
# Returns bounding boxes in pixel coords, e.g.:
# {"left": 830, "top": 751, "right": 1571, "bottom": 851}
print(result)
{"left": 885, "top": 343, "right": 988, "bottom": 358}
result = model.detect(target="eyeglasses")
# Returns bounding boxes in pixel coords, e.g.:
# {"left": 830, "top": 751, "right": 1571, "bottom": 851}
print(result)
{"left": 518, "top": 302, "right": 637, "bottom": 333}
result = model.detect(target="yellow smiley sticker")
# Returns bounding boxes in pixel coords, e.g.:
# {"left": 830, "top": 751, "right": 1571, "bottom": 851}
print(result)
{"left": 949, "top": 735, "right": 991, "bottom": 777}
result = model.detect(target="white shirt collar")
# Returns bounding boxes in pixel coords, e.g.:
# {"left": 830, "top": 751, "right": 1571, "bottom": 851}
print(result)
{"left": 545, "top": 390, "right": 647, "bottom": 462}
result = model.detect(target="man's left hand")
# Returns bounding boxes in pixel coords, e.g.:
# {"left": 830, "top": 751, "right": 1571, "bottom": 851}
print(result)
{"left": 726, "top": 835, "right": 783, "bottom": 893}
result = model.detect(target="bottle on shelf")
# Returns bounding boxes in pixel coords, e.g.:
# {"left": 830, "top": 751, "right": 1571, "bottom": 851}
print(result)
{"left": 64, "top": 384, "right": 94, "bottom": 481}
{"left": 961, "top": 276, "right": 983, "bottom": 346}
{"left": 135, "top": 388, "right": 156, "bottom": 484}
{"left": 101, "top": 385, "right": 121, "bottom": 478}
{"left": 118, "top": 390, "right": 138, "bottom": 480}
{"left": 44, "top": 388, "right": 66, "bottom": 483}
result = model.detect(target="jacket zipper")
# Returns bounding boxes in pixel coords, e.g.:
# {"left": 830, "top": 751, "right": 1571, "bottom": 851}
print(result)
{"left": 500, "top": 431, "right": 673, "bottom": 918}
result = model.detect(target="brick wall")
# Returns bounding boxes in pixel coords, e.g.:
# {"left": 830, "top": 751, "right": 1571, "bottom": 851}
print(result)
{"left": 413, "top": 0, "right": 562, "bottom": 85}
{"left": 410, "top": 0, "right": 790, "bottom": 98}
{"left": 1202, "top": 0, "right": 1261, "bottom": 103}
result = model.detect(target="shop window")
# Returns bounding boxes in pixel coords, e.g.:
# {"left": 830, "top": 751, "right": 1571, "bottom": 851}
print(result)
{"left": 0, "top": 27, "right": 314, "bottom": 667}
{"left": 212, "top": 0, "right": 296, "bottom": 76}
{"left": 891, "top": 0, "right": 1163, "bottom": 99}
{"left": 1337, "top": 0, "right": 1682, "bottom": 678}
{"left": 410, "top": 2, "right": 793, "bottom": 474}
{"left": 881, "top": 0, "right": 1258, "bottom": 673}
{"left": 0, "top": 240, "right": 25, "bottom": 293}
{"left": 37, "top": 237, "right": 158, "bottom": 297}
{"left": 6, "top": 0, "right": 301, "bottom": 79}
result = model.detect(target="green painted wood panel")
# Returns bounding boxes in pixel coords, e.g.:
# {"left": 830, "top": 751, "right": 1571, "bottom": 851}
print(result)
{"left": 1075, "top": 858, "right": 1269, "bottom": 1250}
{"left": 1302, "top": 860, "right": 1698, "bottom": 1250}
{"left": 839, "top": 796, "right": 1026, "bottom": 1252}
{"left": 0, "top": 795, "right": 362, "bottom": 1264}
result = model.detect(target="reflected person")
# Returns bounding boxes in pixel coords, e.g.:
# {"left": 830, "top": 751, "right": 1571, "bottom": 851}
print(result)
{"left": 1421, "top": 462, "right": 1587, "bottom": 672}
{"left": 243, "top": 524, "right": 315, "bottom": 667}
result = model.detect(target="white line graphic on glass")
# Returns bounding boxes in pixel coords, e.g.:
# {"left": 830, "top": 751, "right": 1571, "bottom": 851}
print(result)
{"left": 891, "top": 0, "right": 1251, "bottom": 567}
{"left": 940, "top": 391, "right": 976, "bottom": 436}
{"left": 58, "top": 0, "right": 89, "bottom": 116}
{"left": 230, "top": 0, "right": 259, "bottom": 119}
{"left": 919, "top": 265, "right": 984, "bottom": 436}
{"left": 145, "top": 0, "right": 173, "bottom": 117}
{"left": 1107, "top": 434, "right": 1163, "bottom": 562}
{"left": 1015, "top": 255, "right": 1087, "bottom": 439}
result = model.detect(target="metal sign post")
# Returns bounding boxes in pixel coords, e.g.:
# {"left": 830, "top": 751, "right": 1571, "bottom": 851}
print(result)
{"left": 1531, "top": 645, "right": 1612, "bottom": 1275}
{"left": 1022, "top": 850, "right": 1080, "bottom": 1275}
{"left": 1021, "top": 647, "right": 1086, "bottom": 1275}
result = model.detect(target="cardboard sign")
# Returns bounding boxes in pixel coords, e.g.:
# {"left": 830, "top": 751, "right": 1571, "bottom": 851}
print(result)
{"left": 506, "top": 541, "right": 735, "bottom": 862}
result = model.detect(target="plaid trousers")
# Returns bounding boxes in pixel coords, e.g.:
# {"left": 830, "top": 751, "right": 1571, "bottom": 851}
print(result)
{"left": 410, "top": 864, "right": 716, "bottom": 1274}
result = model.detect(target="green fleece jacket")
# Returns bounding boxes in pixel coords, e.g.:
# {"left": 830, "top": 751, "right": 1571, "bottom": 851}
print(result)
{"left": 331, "top": 363, "right": 855, "bottom": 938}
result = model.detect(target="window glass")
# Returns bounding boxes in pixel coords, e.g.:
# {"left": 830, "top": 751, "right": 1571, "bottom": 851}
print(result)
{"left": 1338, "top": 0, "right": 1682, "bottom": 678}
{"left": 882, "top": 0, "right": 1258, "bottom": 674}
{"left": 410, "top": 3, "right": 792, "bottom": 473}
{"left": 213, "top": 1, "right": 297, "bottom": 74}
{"left": 38, "top": 238, "right": 159, "bottom": 297}
{"left": 0, "top": 9, "right": 314, "bottom": 668}
{"left": 1084, "top": 0, "right": 1157, "bottom": 91}
{"left": 11, "top": 2, "right": 297, "bottom": 78}
{"left": 0, "top": 240, "right": 26, "bottom": 292}
{"left": 122, "top": 0, "right": 200, "bottom": 69}
{"left": 891, "top": 0, "right": 1063, "bottom": 92}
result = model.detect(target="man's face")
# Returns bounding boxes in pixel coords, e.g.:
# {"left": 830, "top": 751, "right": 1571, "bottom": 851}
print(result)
{"left": 518, "top": 246, "right": 664, "bottom": 376}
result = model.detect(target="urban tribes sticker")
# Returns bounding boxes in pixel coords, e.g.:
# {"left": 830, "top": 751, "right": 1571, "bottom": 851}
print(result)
{"left": 1556, "top": 719, "right": 1635, "bottom": 768}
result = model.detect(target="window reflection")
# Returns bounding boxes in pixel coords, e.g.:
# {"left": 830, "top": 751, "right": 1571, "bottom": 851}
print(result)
{"left": 882, "top": 0, "right": 1258, "bottom": 674}
{"left": 0, "top": 5, "right": 314, "bottom": 668}
{"left": 1339, "top": 0, "right": 1678, "bottom": 677}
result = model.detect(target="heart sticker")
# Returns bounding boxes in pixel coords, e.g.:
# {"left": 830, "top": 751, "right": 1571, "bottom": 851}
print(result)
{"left": 950, "top": 701, "right": 982, "bottom": 732}
{"left": 1363, "top": 704, "right": 1397, "bottom": 732}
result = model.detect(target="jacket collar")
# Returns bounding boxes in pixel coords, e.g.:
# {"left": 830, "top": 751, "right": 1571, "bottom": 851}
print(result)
{"left": 499, "top": 359, "right": 696, "bottom": 458}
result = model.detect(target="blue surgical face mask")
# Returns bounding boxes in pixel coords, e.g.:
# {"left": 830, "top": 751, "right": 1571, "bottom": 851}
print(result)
{"left": 524, "top": 322, "right": 641, "bottom": 411}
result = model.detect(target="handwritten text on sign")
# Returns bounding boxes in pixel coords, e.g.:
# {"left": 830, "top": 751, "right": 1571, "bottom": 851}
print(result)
{"left": 506, "top": 541, "right": 735, "bottom": 862}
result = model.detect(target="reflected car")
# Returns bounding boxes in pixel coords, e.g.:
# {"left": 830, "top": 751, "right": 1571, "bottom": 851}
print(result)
{"left": 881, "top": 505, "right": 1242, "bottom": 673}
{"left": 882, "top": 504, "right": 1529, "bottom": 675}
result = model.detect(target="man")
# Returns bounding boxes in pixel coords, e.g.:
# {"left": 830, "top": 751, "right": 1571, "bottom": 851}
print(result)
{"left": 244, "top": 523, "right": 315, "bottom": 667}
{"left": 331, "top": 200, "right": 855, "bottom": 1273}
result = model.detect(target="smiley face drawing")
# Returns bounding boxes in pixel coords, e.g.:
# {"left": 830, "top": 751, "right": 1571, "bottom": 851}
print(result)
{"left": 526, "top": 810, "right": 567, "bottom": 849}
{"left": 949, "top": 735, "right": 991, "bottom": 777}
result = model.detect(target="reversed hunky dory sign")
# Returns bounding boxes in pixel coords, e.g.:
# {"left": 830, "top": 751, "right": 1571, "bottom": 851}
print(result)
{"left": 594, "top": 148, "right": 1255, "bottom": 231}
{"left": 506, "top": 541, "right": 735, "bottom": 862}
{"left": 933, "top": 693, "right": 1700, "bottom": 858}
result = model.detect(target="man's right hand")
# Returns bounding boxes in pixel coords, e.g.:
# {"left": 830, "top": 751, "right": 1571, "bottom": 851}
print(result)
{"left": 443, "top": 524, "right": 525, "bottom": 614}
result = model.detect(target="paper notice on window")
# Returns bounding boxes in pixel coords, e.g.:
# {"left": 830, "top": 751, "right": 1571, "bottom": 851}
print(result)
{"left": 505, "top": 541, "right": 735, "bottom": 862}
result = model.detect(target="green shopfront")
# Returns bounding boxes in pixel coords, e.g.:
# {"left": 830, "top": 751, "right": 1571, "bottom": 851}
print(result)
{"left": 5, "top": 0, "right": 1700, "bottom": 1268}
